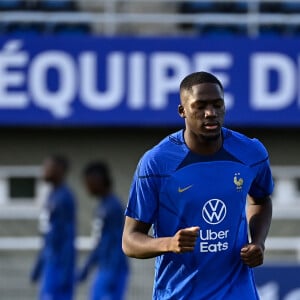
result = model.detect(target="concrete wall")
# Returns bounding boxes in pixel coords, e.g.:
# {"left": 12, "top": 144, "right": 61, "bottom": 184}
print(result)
{"left": 0, "top": 126, "right": 299, "bottom": 235}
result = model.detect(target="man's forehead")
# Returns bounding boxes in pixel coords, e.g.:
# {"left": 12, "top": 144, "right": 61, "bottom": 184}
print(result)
{"left": 190, "top": 82, "right": 222, "bottom": 93}
{"left": 180, "top": 82, "right": 223, "bottom": 104}
{"left": 186, "top": 83, "right": 223, "bottom": 99}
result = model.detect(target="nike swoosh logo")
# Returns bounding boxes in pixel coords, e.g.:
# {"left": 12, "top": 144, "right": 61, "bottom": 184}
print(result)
{"left": 178, "top": 185, "right": 193, "bottom": 193}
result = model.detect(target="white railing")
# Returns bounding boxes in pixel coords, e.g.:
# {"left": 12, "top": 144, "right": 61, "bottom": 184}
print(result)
{"left": 0, "top": 236, "right": 299, "bottom": 260}
{"left": 0, "top": 166, "right": 299, "bottom": 219}
{"left": 0, "top": 236, "right": 92, "bottom": 251}
{"left": 271, "top": 166, "right": 300, "bottom": 219}
{"left": 266, "top": 237, "right": 300, "bottom": 261}
{"left": 1, "top": 0, "right": 300, "bottom": 35}
{"left": 2, "top": 11, "right": 300, "bottom": 25}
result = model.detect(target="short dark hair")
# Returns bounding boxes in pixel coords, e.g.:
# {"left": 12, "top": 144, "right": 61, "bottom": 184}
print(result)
{"left": 48, "top": 154, "right": 70, "bottom": 173}
{"left": 180, "top": 71, "right": 223, "bottom": 93}
{"left": 83, "top": 161, "right": 112, "bottom": 188}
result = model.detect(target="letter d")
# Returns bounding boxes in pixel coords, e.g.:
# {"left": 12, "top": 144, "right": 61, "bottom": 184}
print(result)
{"left": 251, "top": 53, "right": 296, "bottom": 110}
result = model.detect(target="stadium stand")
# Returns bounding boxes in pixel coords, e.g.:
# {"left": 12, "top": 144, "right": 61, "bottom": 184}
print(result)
{"left": 1, "top": 0, "right": 300, "bottom": 36}
{"left": 1, "top": 22, "right": 45, "bottom": 36}
{"left": 283, "top": 1, "right": 300, "bottom": 13}
{"left": 179, "top": 1, "right": 248, "bottom": 14}
{"left": 0, "top": 0, "right": 26, "bottom": 10}
{"left": 0, "top": 0, "right": 91, "bottom": 35}
{"left": 196, "top": 24, "right": 248, "bottom": 37}
{"left": 37, "top": 0, "right": 77, "bottom": 11}
{"left": 46, "top": 22, "right": 91, "bottom": 35}
{"left": 178, "top": 0, "right": 300, "bottom": 36}
{"left": 259, "top": 1, "right": 283, "bottom": 13}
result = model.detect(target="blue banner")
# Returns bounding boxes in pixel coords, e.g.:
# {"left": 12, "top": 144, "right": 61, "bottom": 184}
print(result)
{"left": 254, "top": 264, "right": 300, "bottom": 300}
{"left": 0, "top": 36, "right": 299, "bottom": 127}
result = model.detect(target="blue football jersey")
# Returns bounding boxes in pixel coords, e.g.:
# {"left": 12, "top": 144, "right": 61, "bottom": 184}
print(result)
{"left": 83, "top": 194, "right": 129, "bottom": 274}
{"left": 125, "top": 128, "right": 274, "bottom": 300}
{"left": 43, "top": 184, "right": 76, "bottom": 265}
{"left": 31, "top": 184, "right": 77, "bottom": 300}
{"left": 94, "top": 194, "right": 129, "bottom": 272}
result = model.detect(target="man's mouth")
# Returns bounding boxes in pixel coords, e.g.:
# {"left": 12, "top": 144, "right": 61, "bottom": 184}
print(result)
{"left": 203, "top": 122, "right": 219, "bottom": 130}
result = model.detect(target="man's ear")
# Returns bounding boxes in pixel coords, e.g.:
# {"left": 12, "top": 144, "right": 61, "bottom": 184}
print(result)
{"left": 178, "top": 104, "right": 185, "bottom": 118}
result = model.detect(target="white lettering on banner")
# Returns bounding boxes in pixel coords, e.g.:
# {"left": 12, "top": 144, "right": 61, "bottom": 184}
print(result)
{"left": 251, "top": 53, "right": 296, "bottom": 110}
{"left": 1, "top": 39, "right": 299, "bottom": 119}
{"left": 258, "top": 282, "right": 300, "bottom": 300}
{"left": 29, "top": 51, "right": 76, "bottom": 117}
{"left": 0, "top": 40, "right": 236, "bottom": 118}
{"left": 285, "top": 289, "right": 300, "bottom": 300}
{"left": 150, "top": 52, "right": 190, "bottom": 109}
{"left": 128, "top": 52, "right": 146, "bottom": 109}
{"left": 194, "top": 53, "right": 234, "bottom": 109}
{"left": 80, "top": 52, "right": 124, "bottom": 110}
{"left": 257, "top": 282, "right": 279, "bottom": 300}
{"left": 0, "top": 40, "right": 28, "bottom": 108}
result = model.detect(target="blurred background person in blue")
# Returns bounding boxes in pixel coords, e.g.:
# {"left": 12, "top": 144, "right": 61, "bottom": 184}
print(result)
{"left": 30, "top": 155, "right": 77, "bottom": 300}
{"left": 77, "top": 161, "right": 129, "bottom": 300}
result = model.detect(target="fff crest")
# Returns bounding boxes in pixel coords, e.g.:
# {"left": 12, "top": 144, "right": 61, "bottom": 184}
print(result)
{"left": 234, "top": 173, "right": 243, "bottom": 191}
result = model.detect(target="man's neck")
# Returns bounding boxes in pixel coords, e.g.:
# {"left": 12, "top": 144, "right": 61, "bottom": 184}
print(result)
{"left": 184, "top": 130, "right": 223, "bottom": 155}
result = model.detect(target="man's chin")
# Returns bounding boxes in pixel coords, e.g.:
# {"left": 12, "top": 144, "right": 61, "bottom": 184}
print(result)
{"left": 201, "top": 132, "right": 221, "bottom": 141}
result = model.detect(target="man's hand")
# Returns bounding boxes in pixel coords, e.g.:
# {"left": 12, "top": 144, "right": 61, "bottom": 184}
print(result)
{"left": 169, "top": 226, "right": 200, "bottom": 254}
{"left": 240, "top": 243, "right": 264, "bottom": 268}
{"left": 122, "top": 217, "right": 199, "bottom": 259}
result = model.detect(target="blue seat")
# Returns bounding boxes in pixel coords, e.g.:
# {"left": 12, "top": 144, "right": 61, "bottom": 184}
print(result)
{"left": 179, "top": 2, "right": 216, "bottom": 13}
{"left": 235, "top": 2, "right": 249, "bottom": 11}
{"left": 38, "top": 0, "right": 77, "bottom": 11}
{"left": 0, "top": 22, "right": 7, "bottom": 33}
{"left": 282, "top": 2, "right": 300, "bottom": 13}
{"left": 216, "top": 2, "right": 248, "bottom": 13}
{"left": 45, "top": 22, "right": 91, "bottom": 35}
{"left": 285, "top": 25, "right": 300, "bottom": 36}
{"left": 0, "top": 0, "right": 25, "bottom": 10}
{"left": 178, "top": 2, "right": 219, "bottom": 31}
{"left": 3, "top": 22, "right": 45, "bottom": 36}
{"left": 259, "top": 25, "right": 285, "bottom": 37}
{"left": 199, "top": 24, "right": 247, "bottom": 37}
{"left": 259, "top": 2, "right": 283, "bottom": 13}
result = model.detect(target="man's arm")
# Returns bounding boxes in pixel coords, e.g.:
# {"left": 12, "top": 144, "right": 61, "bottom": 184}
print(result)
{"left": 55, "top": 198, "right": 76, "bottom": 288}
{"left": 240, "top": 195, "right": 272, "bottom": 268}
{"left": 76, "top": 241, "right": 99, "bottom": 282}
{"left": 30, "top": 248, "right": 45, "bottom": 283}
{"left": 122, "top": 216, "right": 199, "bottom": 259}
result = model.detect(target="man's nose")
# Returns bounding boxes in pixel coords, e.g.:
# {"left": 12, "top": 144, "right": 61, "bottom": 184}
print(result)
{"left": 204, "top": 106, "right": 217, "bottom": 117}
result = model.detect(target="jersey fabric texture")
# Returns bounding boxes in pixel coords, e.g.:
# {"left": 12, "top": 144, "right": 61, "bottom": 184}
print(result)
{"left": 82, "top": 194, "right": 129, "bottom": 300}
{"left": 31, "top": 184, "right": 77, "bottom": 300}
{"left": 125, "top": 128, "right": 274, "bottom": 300}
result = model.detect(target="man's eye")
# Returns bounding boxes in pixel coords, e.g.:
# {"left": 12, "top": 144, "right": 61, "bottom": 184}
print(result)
{"left": 214, "top": 103, "right": 223, "bottom": 108}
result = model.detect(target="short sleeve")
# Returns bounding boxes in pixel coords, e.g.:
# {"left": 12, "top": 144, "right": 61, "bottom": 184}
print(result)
{"left": 248, "top": 156, "right": 274, "bottom": 199}
{"left": 125, "top": 155, "right": 160, "bottom": 224}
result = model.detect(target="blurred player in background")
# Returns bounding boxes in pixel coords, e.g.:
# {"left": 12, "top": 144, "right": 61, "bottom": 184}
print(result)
{"left": 30, "top": 155, "right": 77, "bottom": 300}
{"left": 122, "top": 71, "right": 273, "bottom": 299}
{"left": 77, "top": 161, "right": 129, "bottom": 300}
